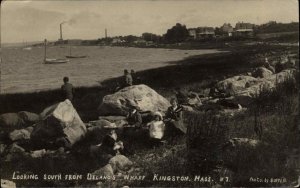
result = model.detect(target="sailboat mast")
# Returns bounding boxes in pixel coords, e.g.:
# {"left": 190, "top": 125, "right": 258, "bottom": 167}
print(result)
{"left": 44, "top": 39, "right": 47, "bottom": 63}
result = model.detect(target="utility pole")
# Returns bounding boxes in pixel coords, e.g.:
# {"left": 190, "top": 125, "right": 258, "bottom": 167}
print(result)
{"left": 44, "top": 39, "right": 47, "bottom": 63}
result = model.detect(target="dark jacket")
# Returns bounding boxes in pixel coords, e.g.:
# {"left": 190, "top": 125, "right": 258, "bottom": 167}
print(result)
{"left": 101, "top": 135, "right": 117, "bottom": 156}
{"left": 61, "top": 83, "right": 74, "bottom": 101}
{"left": 127, "top": 110, "right": 142, "bottom": 128}
{"left": 165, "top": 105, "right": 183, "bottom": 121}
{"left": 124, "top": 74, "right": 133, "bottom": 87}
{"left": 165, "top": 105, "right": 186, "bottom": 134}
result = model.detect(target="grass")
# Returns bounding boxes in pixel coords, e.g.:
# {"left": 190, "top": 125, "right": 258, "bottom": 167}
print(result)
{"left": 185, "top": 73, "right": 299, "bottom": 187}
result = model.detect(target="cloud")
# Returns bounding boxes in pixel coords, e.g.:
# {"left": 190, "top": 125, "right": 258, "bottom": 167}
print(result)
{"left": 2, "top": 6, "right": 67, "bottom": 42}
{"left": 1, "top": 0, "right": 298, "bottom": 43}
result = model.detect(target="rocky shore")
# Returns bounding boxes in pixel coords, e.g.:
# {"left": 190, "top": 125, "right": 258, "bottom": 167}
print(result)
{"left": 1, "top": 44, "right": 299, "bottom": 187}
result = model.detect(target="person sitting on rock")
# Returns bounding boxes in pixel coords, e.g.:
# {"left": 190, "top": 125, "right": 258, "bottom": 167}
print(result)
{"left": 61, "top": 77, "right": 74, "bottom": 102}
{"left": 123, "top": 69, "right": 133, "bottom": 87}
{"left": 98, "top": 123, "right": 124, "bottom": 163}
{"left": 147, "top": 111, "right": 166, "bottom": 147}
{"left": 164, "top": 98, "right": 186, "bottom": 139}
{"left": 126, "top": 104, "right": 142, "bottom": 129}
{"left": 131, "top": 69, "right": 141, "bottom": 85}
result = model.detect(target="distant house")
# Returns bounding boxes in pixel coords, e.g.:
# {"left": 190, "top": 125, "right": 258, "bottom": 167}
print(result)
{"left": 133, "top": 38, "right": 147, "bottom": 44}
{"left": 188, "top": 27, "right": 215, "bottom": 40}
{"left": 197, "top": 27, "right": 215, "bottom": 38}
{"left": 220, "top": 23, "right": 233, "bottom": 36}
{"left": 188, "top": 28, "right": 197, "bottom": 39}
{"left": 233, "top": 22, "right": 255, "bottom": 37}
{"left": 112, "top": 38, "right": 125, "bottom": 44}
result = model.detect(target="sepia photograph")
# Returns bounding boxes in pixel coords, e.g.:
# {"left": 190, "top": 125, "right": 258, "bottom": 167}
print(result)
{"left": 0, "top": 0, "right": 299, "bottom": 187}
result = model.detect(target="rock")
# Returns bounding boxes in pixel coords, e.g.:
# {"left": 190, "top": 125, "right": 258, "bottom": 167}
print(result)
{"left": 0, "top": 113, "right": 25, "bottom": 132}
{"left": 216, "top": 75, "right": 259, "bottom": 94}
{"left": 98, "top": 84, "right": 170, "bottom": 116}
{"left": 30, "top": 149, "right": 47, "bottom": 158}
{"left": 268, "top": 68, "right": 297, "bottom": 84}
{"left": 89, "top": 119, "right": 115, "bottom": 128}
{"left": 1, "top": 179, "right": 16, "bottom": 188}
{"left": 18, "top": 111, "right": 40, "bottom": 126}
{"left": 252, "top": 67, "right": 273, "bottom": 78}
{"left": 92, "top": 164, "right": 114, "bottom": 177}
{"left": 39, "top": 103, "right": 59, "bottom": 119}
{"left": 214, "top": 69, "right": 296, "bottom": 107}
{"left": 109, "top": 154, "right": 133, "bottom": 173}
{"left": 228, "top": 138, "right": 260, "bottom": 147}
{"left": 9, "top": 126, "right": 33, "bottom": 141}
{"left": 5, "top": 143, "right": 28, "bottom": 161}
{"left": 31, "top": 99, "right": 87, "bottom": 146}
{"left": 99, "top": 116, "right": 127, "bottom": 122}
{"left": 98, "top": 116, "right": 128, "bottom": 128}
{"left": 0, "top": 144, "right": 7, "bottom": 155}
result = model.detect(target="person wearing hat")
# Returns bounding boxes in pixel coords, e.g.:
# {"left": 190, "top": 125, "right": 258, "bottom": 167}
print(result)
{"left": 164, "top": 98, "right": 186, "bottom": 140}
{"left": 98, "top": 123, "right": 124, "bottom": 162}
{"left": 147, "top": 111, "right": 166, "bottom": 147}
{"left": 126, "top": 104, "right": 142, "bottom": 129}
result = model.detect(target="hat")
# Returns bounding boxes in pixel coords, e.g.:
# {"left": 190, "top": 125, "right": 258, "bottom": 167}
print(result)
{"left": 153, "top": 111, "right": 163, "bottom": 120}
{"left": 103, "top": 122, "right": 118, "bottom": 129}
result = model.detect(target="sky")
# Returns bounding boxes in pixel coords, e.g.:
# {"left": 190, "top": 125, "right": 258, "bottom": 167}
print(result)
{"left": 1, "top": 0, "right": 299, "bottom": 43}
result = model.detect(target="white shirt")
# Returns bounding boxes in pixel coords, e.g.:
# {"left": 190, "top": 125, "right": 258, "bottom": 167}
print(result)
{"left": 148, "top": 120, "right": 165, "bottom": 139}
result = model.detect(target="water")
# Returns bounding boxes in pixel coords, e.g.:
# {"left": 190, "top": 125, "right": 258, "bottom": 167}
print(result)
{"left": 1, "top": 46, "right": 221, "bottom": 94}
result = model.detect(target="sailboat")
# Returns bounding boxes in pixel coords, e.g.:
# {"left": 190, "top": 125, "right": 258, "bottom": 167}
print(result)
{"left": 65, "top": 45, "right": 87, "bottom": 58}
{"left": 44, "top": 39, "right": 69, "bottom": 64}
{"left": 23, "top": 41, "right": 32, "bottom": 50}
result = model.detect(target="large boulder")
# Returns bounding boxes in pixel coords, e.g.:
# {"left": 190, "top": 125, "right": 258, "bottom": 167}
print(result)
{"left": 268, "top": 68, "right": 297, "bottom": 84}
{"left": 109, "top": 154, "right": 133, "bottom": 173}
{"left": 92, "top": 164, "right": 114, "bottom": 177}
{"left": 252, "top": 67, "right": 273, "bottom": 78}
{"left": 9, "top": 126, "right": 34, "bottom": 141}
{"left": 216, "top": 75, "right": 259, "bottom": 94}
{"left": 98, "top": 84, "right": 170, "bottom": 116}
{"left": 0, "top": 113, "right": 25, "bottom": 132}
{"left": 18, "top": 111, "right": 40, "bottom": 126}
{"left": 1, "top": 179, "right": 16, "bottom": 188}
{"left": 31, "top": 100, "right": 87, "bottom": 146}
{"left": 214, "top": 69, "right": 297, "bottom": 106}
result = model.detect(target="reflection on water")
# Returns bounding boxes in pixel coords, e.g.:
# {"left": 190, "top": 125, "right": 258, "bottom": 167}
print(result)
{"left": 1, "top": 46, "right": 221, "bottom": 93}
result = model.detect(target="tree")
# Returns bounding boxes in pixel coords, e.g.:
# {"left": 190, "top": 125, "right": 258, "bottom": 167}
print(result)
{"left": 164, "top": 23, "right": 189, "bottom": 43}
{"left": 142, "top": 33, "right": 160, "bottom": 42}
